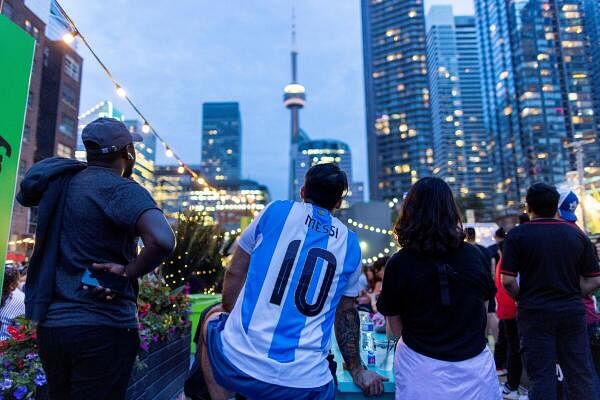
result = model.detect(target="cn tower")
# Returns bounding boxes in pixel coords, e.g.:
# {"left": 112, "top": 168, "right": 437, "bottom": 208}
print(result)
{"left": 284, "top": 5, "right": 306, "bottom": 200}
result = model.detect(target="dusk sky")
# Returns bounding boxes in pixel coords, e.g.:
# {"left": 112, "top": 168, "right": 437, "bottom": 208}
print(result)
{"left": 29, "top": 0, "right": 475, "bottom": 199}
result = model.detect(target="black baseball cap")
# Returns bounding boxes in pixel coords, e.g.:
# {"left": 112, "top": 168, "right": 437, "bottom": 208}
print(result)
{"left": 82, "top": 117, "right": 143, "bottom": 154}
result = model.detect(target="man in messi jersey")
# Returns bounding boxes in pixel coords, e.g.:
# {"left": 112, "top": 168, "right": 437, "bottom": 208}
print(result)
{"left": 200, "top": 163, "right": 387, "bottom": 399}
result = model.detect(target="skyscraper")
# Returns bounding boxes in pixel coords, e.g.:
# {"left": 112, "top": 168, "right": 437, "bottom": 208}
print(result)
{"left": 36, "top": 39, "right": 82, "bottom": 162}
{"left": 201, "top": 102, "right": 242, "bottom": 183}
{"left": 426, "top": 7, "right": 494, "bottom": 218}
{"left": 124, "top": 119, "right": 156, "bottom": 193}
{"left": 475, "top": 0, "right": 598, "bottom": 212}
{"left": 293, "top": 139, "right": 364, "bottom": 207}
{"left": 284, "top": 7, "right": 308, "bottom": 199}
{"left": 361, "top": 0, "right": 433, "bottom": 200}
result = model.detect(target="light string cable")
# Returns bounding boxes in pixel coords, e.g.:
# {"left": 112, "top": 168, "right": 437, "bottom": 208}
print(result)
{"left": 54, "top": 1, "right": 216, "bottom": 192}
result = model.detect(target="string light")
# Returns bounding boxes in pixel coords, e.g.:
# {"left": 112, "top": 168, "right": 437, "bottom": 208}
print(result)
{"left": 115, "top": 85, "right": 127, "bottom": 98}
{"left": 347, "top": 218, "right": 393, "bottom": 236}
{"left": 177, "top": 166, "right": 185, "bottom": 174}
{"left": 52, "top": 1, "right": 220, "bottom": 196}
{"left": 62, "top": 31, "right": 77, "bottom": 44}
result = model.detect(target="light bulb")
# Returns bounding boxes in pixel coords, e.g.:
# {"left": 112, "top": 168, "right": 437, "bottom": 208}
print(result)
{"left": 197, "top": 177, "right": 206, "bottom": 185}
{"left": 177, "top": 166, "right": 185, "bottom": 174}
{"left": 142, "top": 122, "right": 150, "bottom": 134}
{"left": 62, "top": 32, "right": 76, "bottom": 44}
{"left": 165, "top": 148, "right": 174, "bottom": 158}
{"left": 116, "top": 85, "right": 127, "bottom": 98}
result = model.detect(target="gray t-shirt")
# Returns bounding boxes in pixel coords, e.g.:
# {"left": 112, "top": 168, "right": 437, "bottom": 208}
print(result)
{"left": 42, "top": 166, "right": 160, "bottom": 328}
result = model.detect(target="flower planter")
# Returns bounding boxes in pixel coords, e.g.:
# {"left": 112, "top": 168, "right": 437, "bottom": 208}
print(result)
{"left": 126, "top": 329, "right": 191, "bottom": 400}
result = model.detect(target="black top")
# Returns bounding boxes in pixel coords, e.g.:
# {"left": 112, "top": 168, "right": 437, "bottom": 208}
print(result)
{"left": 487, "top": 243, "right": 501, "bottom": 267}
{"left": 43, "top": 167, "right": 160, "bottom": 328}
{"left": 473, "top": 243, "right": 496, "bottom": 313}
{"left": 377, "top": 243, "right": 496, "bottom": 362}
{"left": 502, "top": 219, "right": 600, "bottom": 313}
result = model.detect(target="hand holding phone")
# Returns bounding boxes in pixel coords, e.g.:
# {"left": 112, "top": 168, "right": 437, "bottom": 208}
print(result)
{"left": 81, "top": 263, "right": 133, "bottom": 301}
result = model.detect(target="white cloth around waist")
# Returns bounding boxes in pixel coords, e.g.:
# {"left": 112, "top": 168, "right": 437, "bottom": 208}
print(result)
{"left": 394, "top": 339, "right": 501, "bottom": 400}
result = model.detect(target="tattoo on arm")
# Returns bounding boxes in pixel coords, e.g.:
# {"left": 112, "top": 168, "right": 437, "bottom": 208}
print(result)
{"left": 335, "top": 297, "right": 361, "bottom": 373}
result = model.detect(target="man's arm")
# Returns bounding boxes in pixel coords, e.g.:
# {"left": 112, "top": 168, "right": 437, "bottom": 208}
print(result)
{"left": 334, "top": 296, "right": 387, "bottom": 396}
{"left": 221, "top": 246, "right": 251, "bottom": 312}
{"left": 92, "top": 209, "right": 175, "bottom": 279}
{"left": 501, "top": 274, "right": 520, "bottom": 300}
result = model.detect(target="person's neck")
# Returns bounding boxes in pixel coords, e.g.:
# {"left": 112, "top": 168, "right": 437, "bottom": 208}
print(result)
{"left": 88, "top": 162, "right": 122, "bottom": 176}
{"left": 304, "top": 200, "right": 334, "bottom": 214}
{"left": 530, "top": 214, "right": 558, "bottom": 221}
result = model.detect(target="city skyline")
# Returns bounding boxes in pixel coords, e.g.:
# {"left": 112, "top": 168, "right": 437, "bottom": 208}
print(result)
{"left": 25, "top": 0, "right": 474, "bottom": 200}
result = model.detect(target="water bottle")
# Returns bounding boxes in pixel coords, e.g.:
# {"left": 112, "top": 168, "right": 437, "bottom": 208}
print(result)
{"left": 367, "top": 349, "right": 376, "bottom": 367}
{"left": 360, "top": 314, "right": 374, "bottom": 351}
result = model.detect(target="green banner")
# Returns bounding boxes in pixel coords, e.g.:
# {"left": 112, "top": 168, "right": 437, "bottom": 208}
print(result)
{"left": 0, "top": 15, "right": 35, "bottom": 297}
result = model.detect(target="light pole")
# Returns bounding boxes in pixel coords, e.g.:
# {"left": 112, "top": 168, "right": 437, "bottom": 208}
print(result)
{"left": 564, "top": 138, "right": 595, "bottom": 233}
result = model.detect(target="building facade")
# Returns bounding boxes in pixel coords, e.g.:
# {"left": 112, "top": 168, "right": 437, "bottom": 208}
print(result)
{"left": 36, "top": 39, "right": 82, "bottom": 162}
{"left": 361, "top": 0, "right": 433, "bottom": 200}
{"left": 154, "top": 165, "right": 269, "bottom": 230}
{"left": 292, "top": 139, "right": 364, "bottom": 207}
{"left": 201, "top": 102, "right": 242, "bottom": 184}
{"left": 3, "top": 0, "right": 46, "bottom": 249}
{"left": 475, "top": 0, "right": 599, "bottom": 213}
{"left": 426, "top": 7, "right": 494, "bottom": 218}
{"left": 124, "top": 119, "right": 156, "bottom": 194}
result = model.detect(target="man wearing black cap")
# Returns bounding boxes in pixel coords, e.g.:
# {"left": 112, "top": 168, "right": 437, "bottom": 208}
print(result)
{"left": 17, "top": 117, "right": 175, "bottom": 400}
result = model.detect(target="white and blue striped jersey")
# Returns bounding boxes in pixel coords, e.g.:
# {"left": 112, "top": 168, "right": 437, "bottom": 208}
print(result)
{"left": 221, "top": 200, "right": 363, "bottom": 388}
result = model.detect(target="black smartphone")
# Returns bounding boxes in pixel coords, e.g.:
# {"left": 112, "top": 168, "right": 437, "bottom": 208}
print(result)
{"left": 81, "top": 269, "right": 133, "bottom": 300}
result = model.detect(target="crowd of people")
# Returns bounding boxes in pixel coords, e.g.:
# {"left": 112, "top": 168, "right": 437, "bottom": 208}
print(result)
{"left": 1, "top": 117, "right": 599, "bottom": 400}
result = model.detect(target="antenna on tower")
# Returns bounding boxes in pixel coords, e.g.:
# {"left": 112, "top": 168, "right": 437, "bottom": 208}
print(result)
{"left": 291, "top": 0, "right": 297, "bottom": 51}
{"left": 291, "top": 0, "right": 298, "bottom": 82}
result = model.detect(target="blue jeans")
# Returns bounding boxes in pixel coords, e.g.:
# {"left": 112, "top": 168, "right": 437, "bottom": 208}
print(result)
{"left": 518, "top": 310, "right": 599, "bottom": 400}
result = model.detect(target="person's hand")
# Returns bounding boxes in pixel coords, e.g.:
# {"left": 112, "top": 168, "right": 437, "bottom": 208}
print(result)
{"left": 82, "top": 263, "right": 127, "bottom": 301}
{"left": 351, "top": 368, "right": 388, "bottom": 396}
{"left": 92, "top": 262, "right": 127, "bottom": 276}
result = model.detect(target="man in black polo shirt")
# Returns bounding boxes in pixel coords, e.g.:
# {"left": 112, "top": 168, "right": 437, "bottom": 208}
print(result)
{"left": 501, "top": 183, "right": 600, "bottom": 400}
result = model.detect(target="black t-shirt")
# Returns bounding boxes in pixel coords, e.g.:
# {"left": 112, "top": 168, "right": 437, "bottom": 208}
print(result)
{"left": 377, "top": 243, "right": 496, "bottom": 362}
{"left": 43, "top": 167, "right": 160, "bottom": 328}
{"left": 487, "top": 243, "right": 501, "bottom": 267}
{"left": 473, "top": 243, "right": 496, "bottom": 313}
{"left": 502, "top": 219, "right": 600, "bottom": 313}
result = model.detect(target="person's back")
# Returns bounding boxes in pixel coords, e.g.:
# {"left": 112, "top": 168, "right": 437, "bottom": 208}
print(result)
{"left": 43, "top": 166, "right": 155, "bottom": 328}
{"left": 222, "top": 199, "right": 361, "bottom": 386}
{"left": 503, "top": 220, "right": 597, "bottom": 313}
{"left": 501, "top": 182, "right": 600, "bottom": 400}
{"left": 380, "top": 243, "right": 493, "bottom": 362}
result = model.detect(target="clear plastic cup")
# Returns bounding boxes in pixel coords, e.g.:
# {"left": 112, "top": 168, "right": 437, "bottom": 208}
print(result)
{"left": 374, "top": 338, "right": 394, "bottom": 371}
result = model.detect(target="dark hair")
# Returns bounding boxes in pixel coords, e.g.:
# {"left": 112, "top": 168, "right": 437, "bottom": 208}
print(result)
{"left": 494, "top": 228, "right": 506, "bottom": 239}
{"left": 465, "top": 227, "right": 476, "bottom": 241}
{"left": 372, "top": 257, "right": 389, "bottom": 274}
{"left": 303, "top": 163, "right": 348, "bottom": 210}
{"left": 84, "top": 141, "right": 131, "bottom": 164}
{"left": 1, "top": 267, "right": 20, "bottom": 307}
{"left": 394, "top": 177, "right": 465, "bottom": 254}
{"left": 518, "top": 213, "right": 530, "bottom": 224}
{"left": 526, "top": 182, "right": 559, "bottom": 218}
